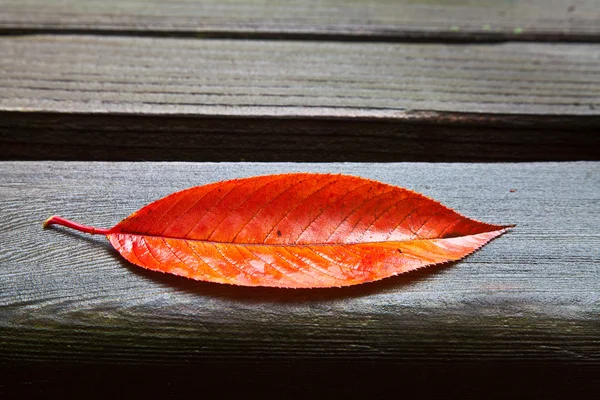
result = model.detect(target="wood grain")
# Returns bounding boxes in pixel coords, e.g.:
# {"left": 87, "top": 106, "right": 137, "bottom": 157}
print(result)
{"left": 1, "top": 161, "right": 599, "bottom": 366}
{"left": 1, "top": 35, "right": 599, "bottom": 118}
{"left": 1, "top": 0, "right": 599, "bottom": 42}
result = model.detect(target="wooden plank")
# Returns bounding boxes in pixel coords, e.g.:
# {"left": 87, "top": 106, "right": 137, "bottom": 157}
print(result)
{"left": 1, "top": 0, "right": 599, "bottom": 41}
{"left": 1, "top": 35, "right": 599, "bottom": 118}
{"left": 1, "top": 35, "right": 598, "bottom": 161}
{"left": 1, "top": 161, "right": 599, "bottom": 367}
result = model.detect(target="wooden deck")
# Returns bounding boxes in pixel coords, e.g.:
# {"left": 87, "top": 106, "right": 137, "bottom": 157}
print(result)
{"left": 0, "top": 0, "right": 599, "bottom": 397}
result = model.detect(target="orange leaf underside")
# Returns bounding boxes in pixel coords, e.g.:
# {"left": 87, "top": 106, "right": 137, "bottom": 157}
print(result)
{"left": 101, "top": 173, "right": 511, "bottom": 288}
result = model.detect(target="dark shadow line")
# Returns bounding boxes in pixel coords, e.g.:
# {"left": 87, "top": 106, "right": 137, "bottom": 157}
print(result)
{"left": 2, "top": 110, "right": 600, "bottom": 129}
{"left": 1, "top": 28, "right": 600, "bottom": 44}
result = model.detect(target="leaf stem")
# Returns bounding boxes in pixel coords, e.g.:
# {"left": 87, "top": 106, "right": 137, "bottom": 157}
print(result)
{"left": 43, "top": 215, "right": 111, "bottom": 235}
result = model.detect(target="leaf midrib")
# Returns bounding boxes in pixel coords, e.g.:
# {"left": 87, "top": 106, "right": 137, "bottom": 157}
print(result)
{"left": 108, "top": 229, "right": 504, "bottom": 247}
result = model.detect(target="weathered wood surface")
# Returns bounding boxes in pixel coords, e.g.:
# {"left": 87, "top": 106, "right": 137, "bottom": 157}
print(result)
{"left": 1, "top": 0, "right": 599, "bottom": 42}
{"left": 2, "top": 35, "right": 599, "bottom": 117}
{"left": 1, "top": 161, "right": 599, "bottom": 366}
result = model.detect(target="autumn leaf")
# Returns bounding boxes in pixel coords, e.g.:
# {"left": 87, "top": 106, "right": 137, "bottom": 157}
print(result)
{"left": 44, "top": 173, "right": 513, "bottom": 288}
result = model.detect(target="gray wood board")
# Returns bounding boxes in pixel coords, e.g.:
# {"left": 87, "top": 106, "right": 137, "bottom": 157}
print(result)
{"left": 2, "top": 112, "right": 599, "bottom": 162}
{"left": 1, "top": 161, "right": 599, "bottom": 365}
{"left": 1, "top": 0, "right": 599, "bottom": 41}
{"left": 1, "top": 35, "right": 599, "bottom": 118}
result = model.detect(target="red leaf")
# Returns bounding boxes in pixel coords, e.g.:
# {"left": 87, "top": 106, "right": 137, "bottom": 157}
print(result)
{"left": 44, "top": 173, "right": 513, "bottom": 288}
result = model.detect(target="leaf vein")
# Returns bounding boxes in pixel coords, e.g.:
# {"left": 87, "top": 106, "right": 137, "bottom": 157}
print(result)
{"left": 230, "top": 175, "right": 309, "bottom": 242}
{"left": 178, "top": 182, "right": 238, "bottom": 239}
{"left": 327, "top": 187, "right": 396, "bottom": 242}
{"left": 276, "top": 246, "right": 336, "bottom": 284}
{"left": 244, "top": 246, "right": 311, "bottom": 286}
{"left": 181, "top": 240, "right": 231, "bottom": 280}
{"left": 306, "top": 247, "right": 357, "bottom": 278}
{"left": 206, "top": 176, "right": 285, "bottom": 241}
{"left": 359, "top": 195, "right": 415, "bottom": 237}
{"left": 263, "top": 176, "right": 340, "bottom": 242}
{"left": 159, "top": 183, "right": 228, "bottom": 237}
{"left": 211, "top": 242, "right": 255, "bottom": 282}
